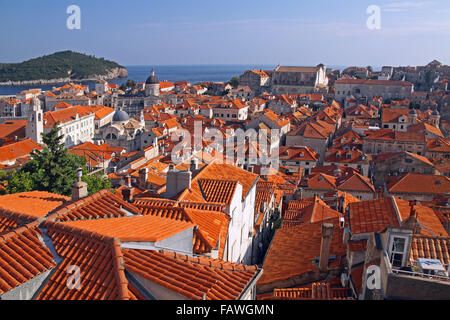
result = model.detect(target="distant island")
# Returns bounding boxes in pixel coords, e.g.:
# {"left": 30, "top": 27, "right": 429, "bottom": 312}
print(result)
{"left": 0, "top": 50, "right": 128, "bottom": 85}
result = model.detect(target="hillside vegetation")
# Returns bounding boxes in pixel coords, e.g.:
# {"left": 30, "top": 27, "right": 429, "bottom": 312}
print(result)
{"left": 0, "top": 50, "right": 125, "bottom": 82}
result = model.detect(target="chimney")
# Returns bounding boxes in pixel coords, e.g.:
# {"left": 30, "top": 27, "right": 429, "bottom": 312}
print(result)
{"left": 319, "top": 223, "right": 335, "bottom": 272}
{"left": 72, "top": 168, "right": 88, "bottom": 201}
{"left": 121, "top": 175, "right": 134, "bottom": 202}
{"left": 122, "top": 189, "right": 134, "bottom": 202}
{"left": 190, "top": 158, "right": 198, "bottom": 173}
{"left": 124, "top": 174, "right": 132, "bottom": 188}
{"left": 139, "top": 168, "right": 148, "bottom": 189}
{"left": 166, "top": 166, "right": 192, "bottom": 198}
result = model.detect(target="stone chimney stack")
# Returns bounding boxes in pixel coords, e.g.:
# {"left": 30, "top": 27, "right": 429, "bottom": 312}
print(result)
{"left": 72, "top": 168, "right": 88, "bottom": 201}
{"left": 319, "top": 223, "right": 335, "bottom": 272}
{"left": 139, "top": 168, "right": 148, "bottom": 189}
{"left": 124, "top": 175, "right": 132, "bottom": 188}
{"left": 165, "top": 166, "right": 192, "bottom": 198}
{"left": 122, "top": 175, "right": 134, "bottom": 203}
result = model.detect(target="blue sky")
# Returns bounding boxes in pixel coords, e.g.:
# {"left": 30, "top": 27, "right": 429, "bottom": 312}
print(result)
{"left": 0, "top": 0, "right": 449, "bottom": 67}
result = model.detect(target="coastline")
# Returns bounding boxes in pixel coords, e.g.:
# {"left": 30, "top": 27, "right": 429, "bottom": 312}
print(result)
{"left": 0, "top": 67, "right": 128, "bottom": 86}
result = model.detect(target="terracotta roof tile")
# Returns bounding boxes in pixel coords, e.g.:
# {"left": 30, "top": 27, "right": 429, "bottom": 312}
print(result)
{"left": 394, "top": 198, "right": 448, "bottom": 237}
{"left": 50, "top": 190, "right": 141, "bottom": 222}
{"left": 283, "top": 198, "right": 342, "bottom": 226}
{"left": 0, "top": 223, "right": 56, "bottom": 295}
{"left": 267, "top": 283, "right": 353, "bottom": 300}
{"left": 123, "top": 249, "right": 259, "bottom": 300}
{"left": 178, "top": 162, "right": 259, "bottom": 203}
{"left": 386, "top": 173, "right": 450, "bottom": 195}
{"left": 134, "top": 205, "right": 229, "bottom": 259}
{"left": 0, "top": 139, "right": 42, "bottom": 163}
{"left": 258, "top": 218, "right": 346, "bottom": 288}
{"left": 348, "top": 197, "right": 400, "bottom": 234}
{"left": 410, "top": 235, "right": 450, "bottom": 265}
{"left": 36, "top": 221, "right": 130, "bottom": 300}
{"left": 0, "top": 191, "right": 69, "bottom": 219}
{"left": 62, "top": 215, "right": 196, "bottom": 242}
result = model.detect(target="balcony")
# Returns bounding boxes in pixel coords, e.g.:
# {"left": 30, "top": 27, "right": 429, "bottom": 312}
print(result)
{"left": 379, "top": 252, "right": 450, "bottom": 299}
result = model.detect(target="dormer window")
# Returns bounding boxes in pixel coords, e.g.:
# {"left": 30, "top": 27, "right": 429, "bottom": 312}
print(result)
{"left": 346, "top": 153, "right": 352, "bottom": 159}
{"left": 388, "top": 235, "right": 409, "bottom": 268}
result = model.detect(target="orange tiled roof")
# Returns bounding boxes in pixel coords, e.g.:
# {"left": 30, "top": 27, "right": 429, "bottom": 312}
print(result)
{"left": 267, "top": 283, "right": 353, "bottom": 300}
{"left": 348, "top": 197, "right": 399, "bottom": 235}
{"left": 50, "top": 190, "right": 141, "bottom": 222}
{"left": 63, "top": 214, "right": 196, "bottom": 242}
{"left": 386, "top": 173, "right": 450, "bottom": 195}
{"left": 279, "top": 146, "right": 318, "bottom": 161}
{"left": 394, "top": 198, "right": 448, "bottom": 237}
{"left": 197, "top": 178, "right": 237, "bottom": 205}
{"left": 0, "top": 223, "right": 57, "bottom": 295}
{"left": 363, "top": 129, "right": 426, "bottom": 143}
{"left": 0, "top": 139, "right": 42, "bottom": 163}
{"left": 0, "top": 120, "right": 28, "bottom": 140}
{"left": 338, "top": 173, "right": 375, "bottom": 192}
{"left": 178, "top": 162, "right": 259, "bottom": 203}
{"left": 36, "top": 221, "right": 131, "bottom": 300}
{"left": 408, "top": 122, "right": 443, "bottom": 138}
{"left": 258, "top": 218, "right": 346, "bottom": 288}
{"left": 43, "top": 105, "right": 94, "bottom": 127}
{"left": 134, "top": 205, "right": 229, "bottom": 259}
{"left": 426, "top": 138, "right": 450, "bottom": 153}
{"left": 123, "top": 249, "right": 259, "bottom": 300}
{"left": 0, "top": 191, "right": 69, "bottom": 219}
{"left": 283, "top": 198, "right": 342, "bottom": 226}
{"left": 409, "top": 235, "right": 450, "bottom": 265}
{"left": 0, "top": 214, "right": 20, "bottom": 235}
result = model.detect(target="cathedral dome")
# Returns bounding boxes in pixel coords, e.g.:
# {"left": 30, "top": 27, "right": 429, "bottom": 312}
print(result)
{"left": 113, "top": 110, "right": 130, "bottom": 122}
{"left": 145, "top": 69, "right": 159, "bottom": 85}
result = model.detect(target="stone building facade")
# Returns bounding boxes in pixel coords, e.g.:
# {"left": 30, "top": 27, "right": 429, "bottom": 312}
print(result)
{"left": 270, "top": 65, "right": 328, "bottom": 94}
{"left": 335, "top": 79, "right": 413, "bottom": 103}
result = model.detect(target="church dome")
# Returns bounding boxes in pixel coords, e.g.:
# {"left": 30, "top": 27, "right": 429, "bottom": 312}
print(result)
{"left": 432, "top": 109, "right": 440, "bottom": 116}
{"left": 145, "top": 69, "right": 159, "bottom": 85}
{"left": 113, "top": 110, "right": 130, "bottom": 122}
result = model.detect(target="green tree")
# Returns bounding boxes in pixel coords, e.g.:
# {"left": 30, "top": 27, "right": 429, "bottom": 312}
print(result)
{"left": 7, "top": 171, "right": 34, "bottom": 194}
{"left": 126, "top": 79, "right": 136, "bottom": 88}
{"left": 82, "top": 173, "right": 112, "bottom": 195}
{"left": 229, "top": 76, "right": 239, "bottom": 89}
{"left": 13, "top": 123, "right": 109, "bottom": 196}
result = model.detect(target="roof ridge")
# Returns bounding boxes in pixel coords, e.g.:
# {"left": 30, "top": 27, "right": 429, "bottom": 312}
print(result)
{"left": 111, "top": 239, "right": 130, "bottom": 300}
{"left": 42, "top": 220, "right": 116, "bottom": 244}
{"left": 0, "top": 207, "right": 42, "bottom": 224}
{"left": 49, "top": 189, "right": 141, "bottom": 220}
{"left": 160, "top": 249, "right": 258, "bottom": 272}
{"left": 0, "top": 219, "right": 43, "bottom": 243}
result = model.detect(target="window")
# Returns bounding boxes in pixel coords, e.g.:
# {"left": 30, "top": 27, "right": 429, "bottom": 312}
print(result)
{"left": 389, "top": 236, "right": 408, "bottom": 268}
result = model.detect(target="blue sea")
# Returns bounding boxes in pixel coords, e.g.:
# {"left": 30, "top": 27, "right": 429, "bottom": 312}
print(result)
{"left": 0, "top": 64, "right": 360, "bottom": 96}
{"left": 0, "top": 64, "right": 276, "bottom": 96}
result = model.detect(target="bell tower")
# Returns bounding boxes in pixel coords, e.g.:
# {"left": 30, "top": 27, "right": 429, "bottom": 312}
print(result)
{"left": 26, "top": 97, "right": 44, "bottom": 144}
